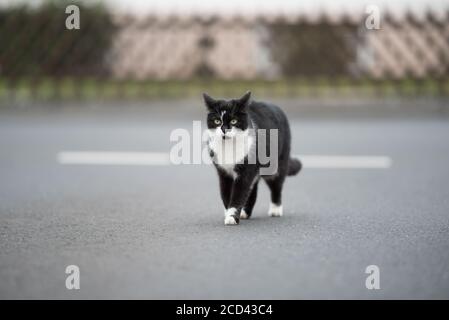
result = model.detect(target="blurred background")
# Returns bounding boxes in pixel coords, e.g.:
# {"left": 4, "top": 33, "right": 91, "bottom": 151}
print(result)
{"left": 0, "top": 0, "right": 448, "bottom": 109}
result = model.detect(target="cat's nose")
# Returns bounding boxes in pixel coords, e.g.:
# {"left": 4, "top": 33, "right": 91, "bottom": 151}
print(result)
{"left": 221, "top": 127, "right": 231, "bottom": 139}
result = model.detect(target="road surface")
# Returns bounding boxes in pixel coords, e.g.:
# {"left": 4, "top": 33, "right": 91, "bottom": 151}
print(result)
{"left": 0, "top": 105, "right": 448, "bottom": 299}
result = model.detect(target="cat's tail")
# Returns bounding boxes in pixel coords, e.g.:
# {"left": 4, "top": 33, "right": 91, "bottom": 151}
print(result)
{"left": 287, "top": 157, "right": 302, "bottom": 176}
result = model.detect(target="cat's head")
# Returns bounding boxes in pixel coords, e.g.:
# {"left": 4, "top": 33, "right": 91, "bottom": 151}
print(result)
{"left": 202, "top": 91, "right": 251, "bottom": 139}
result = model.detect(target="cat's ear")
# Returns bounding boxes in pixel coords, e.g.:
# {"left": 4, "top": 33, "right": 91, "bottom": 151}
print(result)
{"left": 236, "top": 91, "right": 251, "bottom": 110}
{"left": 202, "top": 93, "right": 217, "bottom": 111}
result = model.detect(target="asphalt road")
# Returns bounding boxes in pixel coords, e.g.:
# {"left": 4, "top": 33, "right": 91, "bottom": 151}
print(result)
{"left": 1, "top": 105, "right": 449, "bottom": 299}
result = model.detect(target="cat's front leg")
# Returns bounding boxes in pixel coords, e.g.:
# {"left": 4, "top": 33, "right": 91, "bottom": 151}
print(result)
{"left": 224, "top": 170, "right": 258, "bottom": 225}
{"left": 218, "top": 170, "right": 233, "bottom": 210}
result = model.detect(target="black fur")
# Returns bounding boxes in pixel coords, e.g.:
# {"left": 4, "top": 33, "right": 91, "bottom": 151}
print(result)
{"left": 288, "top": 158, "right": 302, "bottom": 176}
{"left": 203, "top": 91, "right": 301, "bottom": 224}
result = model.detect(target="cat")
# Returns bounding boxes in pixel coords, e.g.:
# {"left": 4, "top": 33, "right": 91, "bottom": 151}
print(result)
{"left": 203, "top": 91, "right": 302, "bottom": 225}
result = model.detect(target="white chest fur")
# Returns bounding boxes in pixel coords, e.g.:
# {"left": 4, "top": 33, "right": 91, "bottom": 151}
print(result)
{"left": 207, "top": 128, "right": 254, "bottom": 178}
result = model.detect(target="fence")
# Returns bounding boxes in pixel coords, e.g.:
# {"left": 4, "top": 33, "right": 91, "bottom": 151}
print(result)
{"left": 0, "top": 2, "right": 448, "bottom": 102}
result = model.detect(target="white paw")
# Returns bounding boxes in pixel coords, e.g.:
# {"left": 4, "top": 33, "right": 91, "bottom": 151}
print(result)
{"left": 240, "top": 209, "right": 249, "bottom": 219}
{"left": 268, "top": 203, "right": 283, "bottom": 217}
{"left": 224, "top": 215, "right": 238, "bottom": 225}
{"left": 224, "top": 207, "right": 239, "bottom": 225}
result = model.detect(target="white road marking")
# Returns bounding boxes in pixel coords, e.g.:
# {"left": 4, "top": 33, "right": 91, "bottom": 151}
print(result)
{"left": 296, "top": 155, "right": 392, "bottom": 169}
{"left": 57, "top": 151, "right": 171, "bottom": 166}
{"left": 58, "top": 152, "right": 392, "bottom": 169}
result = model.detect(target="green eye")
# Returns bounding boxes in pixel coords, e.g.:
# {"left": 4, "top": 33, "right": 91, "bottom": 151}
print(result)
{"left": 230, "top": 119, "right": 238, "bottom": 125}
{"left": 214, "top": 119, "right": 221, "bottom": 125}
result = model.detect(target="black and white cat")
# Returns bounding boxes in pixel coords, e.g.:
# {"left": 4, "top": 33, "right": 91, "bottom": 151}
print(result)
{"left": 203, "top": 91, "right": 302, "bottom": 225}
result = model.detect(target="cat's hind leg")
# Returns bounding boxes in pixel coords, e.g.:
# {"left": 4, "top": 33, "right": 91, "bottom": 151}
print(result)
{"left": 265, "top": 177, "right": 284, "bottom": 217}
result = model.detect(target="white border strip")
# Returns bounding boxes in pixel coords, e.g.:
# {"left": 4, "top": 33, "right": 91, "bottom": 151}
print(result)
{"left": 58, "top": 151, "right": 392, "bottom": 169}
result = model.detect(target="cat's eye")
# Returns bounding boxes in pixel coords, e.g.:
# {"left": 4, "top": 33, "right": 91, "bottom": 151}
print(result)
{"left": 214, "top": 119, "right": 221, "bottom": 125}
{"left": 230, "top": 119, "right": 238, "bottom": 125}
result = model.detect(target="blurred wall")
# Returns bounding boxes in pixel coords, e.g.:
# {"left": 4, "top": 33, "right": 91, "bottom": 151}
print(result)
{"left": 106, "top": 12, "right": 448, "bottom": 80}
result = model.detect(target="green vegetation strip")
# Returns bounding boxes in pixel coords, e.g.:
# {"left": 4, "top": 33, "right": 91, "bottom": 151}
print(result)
{"left": 0, "top": 78, "right": 448, "bottom": 102}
